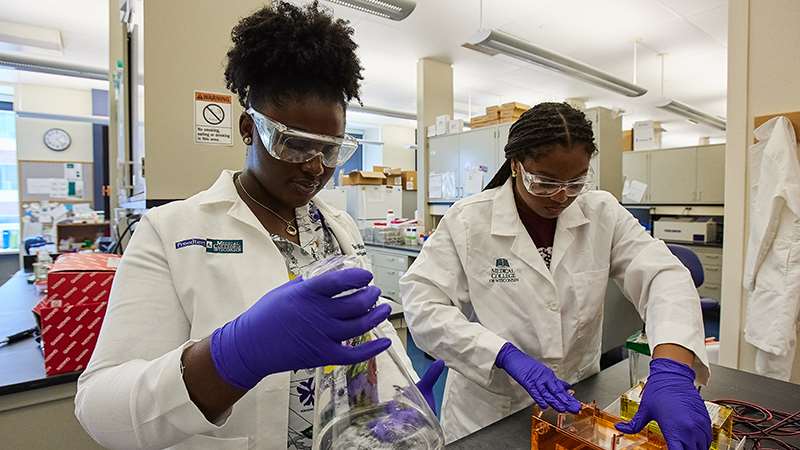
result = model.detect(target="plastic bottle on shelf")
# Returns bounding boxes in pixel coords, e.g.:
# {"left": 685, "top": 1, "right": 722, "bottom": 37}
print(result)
{"left": 386, "top": 209, "right": 396, "bottom": 224}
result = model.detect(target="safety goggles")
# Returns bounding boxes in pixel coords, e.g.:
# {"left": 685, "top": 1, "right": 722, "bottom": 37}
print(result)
{"left": 517, "top": 161, "right": 594, "bottom": 197}
{"left": 246, "top": 107, "right": 359, "bottom": 168}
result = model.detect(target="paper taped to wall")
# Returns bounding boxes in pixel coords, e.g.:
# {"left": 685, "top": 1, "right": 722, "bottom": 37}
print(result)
{"left": 622, "top": 179, "right": 648, "bottom": 203}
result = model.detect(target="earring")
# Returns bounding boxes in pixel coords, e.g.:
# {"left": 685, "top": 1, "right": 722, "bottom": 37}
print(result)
{"left": 243, "top": 136, "right": 252, "bottom": 145}
{"left": 511, "top": 163, "right": 517, "bottom": 178}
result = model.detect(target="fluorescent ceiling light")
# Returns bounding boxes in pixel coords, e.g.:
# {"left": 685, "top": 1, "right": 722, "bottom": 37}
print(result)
{"left": 464, "top": 29, "right": 648, "bottom": 98}
{"left": 0, "top": 54, "right": 107, "bottom": 81}
{"left": 0, "top": 21, "right": 63, "bottom": 53}
{"left": 656, "top": 99, "right": 726, "bottom": 131}
{"left": 325, "top": 0, "right": 416, "bottom": 21}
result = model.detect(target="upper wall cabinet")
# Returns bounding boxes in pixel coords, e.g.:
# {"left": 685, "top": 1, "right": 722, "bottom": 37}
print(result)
{"left": 622, "top": 144, "right": 725, "bottom": 205}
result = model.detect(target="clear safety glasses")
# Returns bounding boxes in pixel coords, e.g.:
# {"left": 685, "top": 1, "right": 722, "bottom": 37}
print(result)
{"left": 517, "top": 161, "right": 594, "bottom": 197}
{"left": 246, "top": 107, "right": 359, "bottom": 168}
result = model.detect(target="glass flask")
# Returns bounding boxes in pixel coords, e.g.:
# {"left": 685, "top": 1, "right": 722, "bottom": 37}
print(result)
{"left": 302, "top": 255, "right": 444, "bottom": 450}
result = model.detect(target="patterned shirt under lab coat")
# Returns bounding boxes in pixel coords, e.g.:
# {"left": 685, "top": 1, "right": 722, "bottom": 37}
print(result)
{"left": 271, "top": 202, "right": 342, "bottom": 450}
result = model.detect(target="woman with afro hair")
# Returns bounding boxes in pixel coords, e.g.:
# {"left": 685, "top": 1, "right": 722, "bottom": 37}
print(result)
{"left": 75, "top": 2, "right": 441, "bottom": 449}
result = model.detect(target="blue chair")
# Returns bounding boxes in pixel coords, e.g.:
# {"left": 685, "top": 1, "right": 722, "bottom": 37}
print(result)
{"left": 667, "top": 244, "right": 720, "bottom": 339}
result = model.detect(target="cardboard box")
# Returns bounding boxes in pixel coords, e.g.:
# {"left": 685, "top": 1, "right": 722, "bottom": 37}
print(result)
{"left": 623, "top": 129, "right": 633, "bottom": 151}
{"left": 486, "top": 105, "right": 500, "bottom": 117}
{"left": 35, "top": 253, "right": 120, "bottom": 376}
{"left": 469, "top": 114, "right": 499, "bottom": 129}
{"left": 402, "top": 170, "right": 417, "bottom": 191}
{"left": 435, "top": 115, "right": 449, "bottom": 135}
{"left": 448, "top": 119, "right": 464, "bottom": 134}
{"left": 633, "top": 120, "right": 662, "bottom": 150}
{"left": 373, "top": 166, "right": 402, "bottom": 175}
{"left": 47, "top": 253, "right": 120, "bottom": 304}
{"left": 347, "top": 171, "right": 386, "bottom": 186}
{"left": 385, "top": 174, "right": 403, "bottom": 187}
{"left": 501, "top": 101, "right": 530, "bottom": 112}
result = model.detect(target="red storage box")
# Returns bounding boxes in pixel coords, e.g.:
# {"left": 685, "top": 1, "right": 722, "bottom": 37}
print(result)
{"left": 34, "top": 253, "right": 120, "bottom": 376}
{"left": 47, "top": 253, "right": 120, "bottom": 304}
{"left": 33, "top": 297, "right": 108, "bottom": 376}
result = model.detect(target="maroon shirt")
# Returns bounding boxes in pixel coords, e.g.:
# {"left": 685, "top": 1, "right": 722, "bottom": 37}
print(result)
{"left": 514, "top": 188, "right": 558, "bottom": 269}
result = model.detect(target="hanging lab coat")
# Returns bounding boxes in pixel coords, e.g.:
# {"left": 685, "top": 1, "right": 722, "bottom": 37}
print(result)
{"left": 743, "top": 117, "right": 800, "bottom": 381}
{"left": 400, "top": 179, "right": 709, "bottom": 443}
{"left": 75, "top": 170, "right": 415, "bottom": 450}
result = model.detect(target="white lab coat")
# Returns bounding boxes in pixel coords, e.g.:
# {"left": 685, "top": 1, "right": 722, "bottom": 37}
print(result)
{"left": 743, "top": 117, "right": 800, "bottom": 381}
{"left": 75, "top": 170, "right": 414, "bottom": 450}
{"left": 400, "top": 179, "right": 709, "bottom": 443}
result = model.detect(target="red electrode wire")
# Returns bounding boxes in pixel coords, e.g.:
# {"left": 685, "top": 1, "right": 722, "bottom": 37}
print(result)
{"left": 713, "top": 399, "right": 800, "bottom": 450}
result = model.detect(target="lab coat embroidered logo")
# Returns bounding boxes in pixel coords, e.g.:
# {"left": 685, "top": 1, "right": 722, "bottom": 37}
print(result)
{"left": 491, "top": 258, "right": 519, "bottom": 283}
{"left": 206, "top": 239, "right": 244, "bottom": 254}
{"left": 175, "top": 238, "right": 243, "bottom": 253}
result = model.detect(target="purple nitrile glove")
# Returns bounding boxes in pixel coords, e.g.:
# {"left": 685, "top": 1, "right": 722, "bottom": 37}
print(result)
{"left": 416, "top": 359, "right": 445, "bottom": 412}
{"left": 210, "top": 268, "right": 391, "bottom": 391}
{"left": 369, "top": 361, "right": 446, "bottom": 443}
{"left": 615, "top": 358, "right": 712, "bottom": 450}
{"left": 368, "top": 401, "right": 427, "bottom": 443}
{"left": 495, "top": 342, "right": 581, "bottom": 414}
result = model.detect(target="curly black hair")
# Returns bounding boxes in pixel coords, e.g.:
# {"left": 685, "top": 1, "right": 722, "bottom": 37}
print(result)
{"left": 485, "top": 102, "right": 598, "bottom": 190}
{"left": 224, "top": 1, "right": 363, "bottom": 109}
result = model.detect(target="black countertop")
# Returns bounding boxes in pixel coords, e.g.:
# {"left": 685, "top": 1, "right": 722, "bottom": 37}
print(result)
{"left": 447, "top": 361, "right": 800, "bottom": 449}
{"left": 0, "top": 272, "right": 79, "bottom": 396}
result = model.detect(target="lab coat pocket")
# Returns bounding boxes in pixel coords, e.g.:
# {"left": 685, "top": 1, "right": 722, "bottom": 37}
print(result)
{"left": 572, "top": 268, "right": 610, "bottom": 327}
{"left": 175, "top": 434, "right": 249, "bottom": 450}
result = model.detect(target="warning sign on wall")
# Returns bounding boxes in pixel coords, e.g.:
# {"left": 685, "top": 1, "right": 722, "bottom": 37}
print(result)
{"left": 194, "top": 90, "right": 233, "bottom": 146}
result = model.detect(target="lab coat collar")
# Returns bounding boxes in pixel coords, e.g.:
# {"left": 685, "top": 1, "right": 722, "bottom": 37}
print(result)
{"left": 490, "top": 178, "right": 590, "bottom": 236}
{"left": 196, "top": 170, "right": 344, "bottom": 238}
{"left": 196, "top": 170, "right": 241, "bottom": 206}
{"left": 492, "top": 178, "right": 591, "bottom": 282}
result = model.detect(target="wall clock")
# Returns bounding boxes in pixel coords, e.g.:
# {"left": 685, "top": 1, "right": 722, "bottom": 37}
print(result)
{"left": 43, "top": 128, "right": 72, "bottom": 152}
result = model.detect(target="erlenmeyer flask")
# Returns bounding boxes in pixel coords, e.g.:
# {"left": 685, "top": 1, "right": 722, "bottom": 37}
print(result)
{"left": 302, "top": 255, "right": 444, "bottom": 450}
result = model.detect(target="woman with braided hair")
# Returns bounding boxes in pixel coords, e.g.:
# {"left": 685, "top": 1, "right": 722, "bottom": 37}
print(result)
{"left": 402, "top": 102, "right": 713, "bottom": 448}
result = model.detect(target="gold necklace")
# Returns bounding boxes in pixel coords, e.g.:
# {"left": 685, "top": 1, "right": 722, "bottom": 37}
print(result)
{"left": 236, "top": 176, "right": 298, "bottom": 236}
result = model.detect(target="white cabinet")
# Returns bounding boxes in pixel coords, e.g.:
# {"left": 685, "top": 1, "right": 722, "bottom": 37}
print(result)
{"left": 428, "top": 134, "right": 460, "bottom": 201}
{"left": 459, "top": 127, "right": 499, "bottom": 196}
{"left": 696, "top": 145, "right": 725, "bottom": 203}
{"left": 622, "top": 151, "right": 650, "bottom": 201}
{"left": 622, "top": 145, "right": 725, "bottom": 205}
{"left": 650, "top": 148, "right": 698, "bottom": 203}
{"left": 682, "top": 245, "right": 723, "bottom": 301}
{"left": 496, "top": 123, "right": 511, "bottom": 167}
{"left": 368, "top": 248, "right": 415, "bottom": 302}
{"left": 428, "top": 127, "right": 499, "bottom": 201}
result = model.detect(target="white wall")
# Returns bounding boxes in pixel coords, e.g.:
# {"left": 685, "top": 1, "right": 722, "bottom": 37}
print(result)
{"left": 721, "top": 0, "right": 800, "bottom": 383}
{"left": 381, "top": 125, "right": 416, "bottom": 170}
{"left": 13, "top": 84, "right": 95, "bottom": 163}
{"left": 15, "top": 118, "right": 94, "bottom": 162}
{"left": 353, "top": 124, "right": 416, "bottom": 171}
{"left": 14, "top": 84, "right": 93, "bottom": 117}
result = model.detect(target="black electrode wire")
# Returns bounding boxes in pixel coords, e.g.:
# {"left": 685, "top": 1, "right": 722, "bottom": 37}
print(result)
{"left": 713, "top": 399, "right": 800, "bottom": 450}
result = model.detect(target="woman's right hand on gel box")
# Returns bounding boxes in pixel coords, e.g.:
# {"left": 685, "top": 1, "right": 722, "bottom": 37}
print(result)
{"left": 209, "top": 268, "right": 392, "bottom": 391}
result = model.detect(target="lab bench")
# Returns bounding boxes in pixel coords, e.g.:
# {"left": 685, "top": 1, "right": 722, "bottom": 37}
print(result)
{"left": 0, "top": 271, "right": 101, "bottom": 449}
{"left": 446, "top": 360, "right": 800, "bottom": 449}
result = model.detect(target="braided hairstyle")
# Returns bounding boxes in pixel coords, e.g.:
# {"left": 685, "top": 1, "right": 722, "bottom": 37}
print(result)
{"left": 224, "top": 1, "right": 363, "bottom": 109}
{"left": 484, "top": 102, "right": 598, "bottom": 190}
